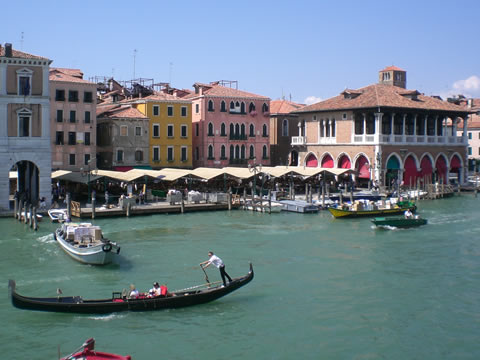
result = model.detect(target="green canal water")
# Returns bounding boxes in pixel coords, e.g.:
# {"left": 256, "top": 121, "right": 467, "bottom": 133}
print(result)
{"left": 1, "top": 195, "right": 480, "bottom": 359}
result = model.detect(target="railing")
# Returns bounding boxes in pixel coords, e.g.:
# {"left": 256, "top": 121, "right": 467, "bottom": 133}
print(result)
{"left": 291, "top": 136, "right": 305, "bottom": 145}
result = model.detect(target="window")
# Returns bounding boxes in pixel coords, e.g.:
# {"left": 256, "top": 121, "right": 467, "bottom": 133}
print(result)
{"left": 135, "top": 150, "right": 143, "bottom": 161}
{"left": 153, "top": 146, "right": 160, "bottom": 161}
{"left": 262, "top": 145, "right": 268, "bottom": 159}
{"left": 262, "top": 103, "right": 269, "bottom": 113}
{"left": 55, "top": 131, "right": 64, "bottom": 145}
{"left": 282, "top": 119, "right": 289, "bottom": 136}
{"left": 117, "top": 149, "right": 124, "bottom": 162}
{"left": 69, "top": 154, "right": 75, "bottom": 166}
{"left": 56, "top": 110, "right": 63, "bottom": 123}
{"left": 208, "top": 145, "right": 214, "bottom": 159}
{"left": 153, "top": 124, "right": 160, "bottom": 137}
{"left": 84, "top": 154, "right": 90, "bottom": 166}
{"left": 262, "top": 124, "right": 268, "bottom": 137}
{"left": 167, "top": 106, "right": 173, "bottom": 117}
{"left": 241, "top": 124, "right": 246, "bottom": 138}
{"left": 68, "top": 90, "right": 78, "bottom": 102}
{"left": 249, "top": 102, "right": 256, "bottom": 113}
{"left": 55, "top": 90, "right": 65, "bottom": 101}
{"left": 249, "top": 145, "right": 255, "bottom": 159}
{"left": 195, "top": 147, "right": 199, "bottom": 160}
{"left": 221, "top": 145, "right": 226, "bottom": 159}
{"left": 181, "top": 125, "right": 187, "bottom": 138}
{"left": 221, "top": 123, "right": 226, "bottom": 136}
{"left": 468, "top": 147, "right": 472, "bottom": 155}
{"left": 468, "top": 132, "right": 472, "bottom": 139}
{"left": 181, "top": 146, "right": 187, "bottom": 162}
{"left": 167, "top": 146, "right": 174, "bottom": 162}
{"left": 241, "top": 145, "right": 245, "bottom": 159}
{"left": 195, "top": 104, "right": 199, "bottom": 113}
{"left": 17, "top": 68, "right": 32, "bottom": 96}
{"left": 84, "top": 111, "right": 91, "bottom": 123}
{"left": 208, "top": 100, "right": 214, "bottom": 112}
{"left": 221, "top": 101, "right": 226, "bottom": 112}
{"left": 69, "top": 110, "right": 76, "bottom": 123}
{"left": 135, "top": 126, "right": 142, "bottom": 136}
{"left": 84, "top": 91, "right": 93, "bottom": 103}
{"left": 240, "top": 102, "right": 245, "bottom": 113}
{"left": 208, "top": 123, "right": 214, "bottom": 136}
{"left": 249, "top": 124, "right": 255, "bottom": 137}
{"left": 153, "top": 105, "right": 159, "bottom": 116}
{"left": 230, "top": 145, "right": 234, "bottom": 159}
{"left": 167, "top": 124, "right": 174, "bottom": 137}
{"left": 331, "top": 119, "right": 336, "bottom": 137}
{"left": 68, "top": 132, "right": 76, "bottom": 145}
{"left": 84, "top": 132, "right": 90, "bottom": 146}
{"left": 181, "top": 106, "right": 187, "bottom": 117}
{"left": 342, "top": 113, "right": 347, "bottom": 119}
{"left": 195, "top": 123, "right": 199, "bottom": 136}
{"left": 120, "top": 125, "right": 128, "bottom": 136}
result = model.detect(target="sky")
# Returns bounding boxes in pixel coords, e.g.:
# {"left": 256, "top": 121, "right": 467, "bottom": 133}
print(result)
{"left": 3, "top": 0, "right": 480, "bottom": 105}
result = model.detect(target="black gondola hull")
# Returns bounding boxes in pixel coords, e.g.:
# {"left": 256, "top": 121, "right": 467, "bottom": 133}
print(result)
{"left": 9, "top": 264, "right": 253, "bottom": 314}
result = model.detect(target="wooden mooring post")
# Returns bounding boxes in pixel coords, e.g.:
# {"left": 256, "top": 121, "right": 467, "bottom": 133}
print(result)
{"left": 13, "top": 198, "right": 18, "bottom": 219}
{"left": 91, "top": 198, "right": 96, "bottom": 219}
{"left": 228, "top": 192, "right": 232, "bottom": 210}
{"left": 32, "top": 206, "right": 38, "bottom": 231}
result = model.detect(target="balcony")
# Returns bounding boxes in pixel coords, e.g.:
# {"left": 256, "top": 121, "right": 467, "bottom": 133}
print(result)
{"left": 359, "top": 134, "right": 466, "bottom": 145}
{"left": 291, "top": 136, "right": 306, "bottom": 145}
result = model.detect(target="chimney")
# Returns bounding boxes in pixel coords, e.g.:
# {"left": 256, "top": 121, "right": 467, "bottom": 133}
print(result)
{"left": 5, "top": 43, "right": 12, "bottom": 57}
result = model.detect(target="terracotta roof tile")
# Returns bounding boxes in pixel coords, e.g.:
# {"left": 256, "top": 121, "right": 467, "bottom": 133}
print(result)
{"left": 0, "top": 47, "right": 50, "bottom": 61}
{"left": 49, "top": 70, "right": 95, "bottom": 85}
{"left": 191, "top": 82, "right": 270, "bottom": 100}
{"left": 380, "top": 65, "right": 405, "bottom": 72}
{"left": 98, "top": 105, "right": 148, "bottom": 119}
{"left": 51, "top": 67, "right": 83, "bottom": 78}
{"left": 270, "top": 100, "right": 305, "bottom": 114}
{"left": 295, "top": 84, "right": 471, "bottom": 114}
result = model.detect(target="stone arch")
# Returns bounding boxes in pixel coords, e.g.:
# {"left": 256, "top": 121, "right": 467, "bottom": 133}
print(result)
{"left": 337, "top": 153, "right": 352, "bottom": 169}
{"left": 403, "top": 154, "right": 419, "bottom": 186}
{"left": 304, "top": 152, "right": 318, "bottom": 167}
{"left": 320, "top": 152, "right": 334, "bottom": 168}
{"left": 419, "top": 153, "right": 434, "bottom": 184}
{"left": 449, "top": 152, "right": 463, "bottom": 183}
{"left": 354, "top": 154, "right": 370, "bottom": 180}
{"left": 434, "top": 153, "right": 449, "bottom": 184}
{"left": 385, "top": 153, "right": 402, "bottom": 187}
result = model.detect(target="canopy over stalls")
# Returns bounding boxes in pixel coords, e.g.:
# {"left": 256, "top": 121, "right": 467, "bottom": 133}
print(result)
{"left": 355, "top": 156, "right": 370, "bottom": 179}
{"left": 52, "top": 170, "right": 104, "bottom": 184}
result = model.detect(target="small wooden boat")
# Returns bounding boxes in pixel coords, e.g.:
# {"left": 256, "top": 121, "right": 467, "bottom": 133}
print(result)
{"left": 60, "top": 338, "right": 132, "bottom": 360}
{"left": 20, "top": 211, "right": 43, "bottom": 222}
{"left": 48, "top": 209, "right": 68, "bottom": 223}
{"left": 60, "top": 338, "right": 131, "bottom": 360}
{"left": 371, "top": 216, "right": 427, "bottom": 228}
{"left": 9, "top": 264, "right": 253, "bottom": 314}
{"left": 54, "top": 222, "right": 120, "bottom": 265}
{"left": 328, "top": 200, "right": 416, "bottom": 218}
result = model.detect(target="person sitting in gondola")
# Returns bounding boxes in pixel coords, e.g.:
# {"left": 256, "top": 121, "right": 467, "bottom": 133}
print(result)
{"left": 129, "top": 284, "right": 139, "bottom": 299}
{"left": 149, "top": 282, "right": 161, "bottom": 297}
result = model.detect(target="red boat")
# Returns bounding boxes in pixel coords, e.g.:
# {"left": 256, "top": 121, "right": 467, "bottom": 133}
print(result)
{"left": 60, "top": 338, "right": 131, "bottom": 360}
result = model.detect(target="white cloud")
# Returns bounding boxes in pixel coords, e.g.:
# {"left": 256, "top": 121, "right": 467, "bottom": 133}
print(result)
{"left": 452, "top": 75, "right": 480, "bottom": 97}
{"left": 304, "top": 96, "right": 322, "bottom": 105}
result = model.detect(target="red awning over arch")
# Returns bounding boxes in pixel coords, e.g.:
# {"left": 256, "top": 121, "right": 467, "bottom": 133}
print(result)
{"left": 321, "top": 155, "right": 333, "bottom": 168}
{"left": 339, "top": 155, "right": 351, "bottom": 169}
{"left": 306, "top": 154, "right": 318, "bottom": 167}
{"left": 419, "top": 157, "right": 433, "bottom": 177}
{"left": 435, "top": 156, "right": 447, "bottom": 183}
{"left": 450, "top": 155, "right": 461, "bottom": 170}
{"left": 403, "top": 156, "right": 418, "bottom": 186}
{"left": 356, "top": 156, "right": 370, "bottom": 179}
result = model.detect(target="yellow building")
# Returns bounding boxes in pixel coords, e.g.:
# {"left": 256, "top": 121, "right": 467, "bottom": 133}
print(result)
{"left": 132, "top": 94, "right": 192, "bottom": 169}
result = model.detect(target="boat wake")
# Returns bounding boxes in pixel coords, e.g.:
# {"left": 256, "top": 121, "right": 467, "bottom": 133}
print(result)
{"left": 84, "top": 313, "right": 127, "bottom": 321}
{"left": 37, "top": 234, "right": 55, "bottom": 244}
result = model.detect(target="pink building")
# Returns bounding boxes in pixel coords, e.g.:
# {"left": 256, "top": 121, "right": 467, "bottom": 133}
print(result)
{"left": 188, "top": 81, "right": 271, "bottom": 168}
{"left": 49, "top": 68, "right": 97, "bottom": 171}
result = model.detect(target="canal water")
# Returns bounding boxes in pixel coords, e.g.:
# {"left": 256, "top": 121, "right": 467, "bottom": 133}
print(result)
{"left": 1, "top": 194, "right": 480, "bottom": 359}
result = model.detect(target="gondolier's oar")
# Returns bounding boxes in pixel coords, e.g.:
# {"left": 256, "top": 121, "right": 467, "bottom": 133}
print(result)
{"left": 200, "top": 265, "right": 210, "bottom": 284}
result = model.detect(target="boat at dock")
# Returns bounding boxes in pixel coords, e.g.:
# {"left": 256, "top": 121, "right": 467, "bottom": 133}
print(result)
{"left": 48, "top": 209, "right": 68, "bottom": 223}
{"left": 371, "top": 216, "right": 427, "bottom": 229}
{"left": 244, "top": 200, "right": 282, "bottom": 213}
{"left": 8, "top": 264, "right": 253, "bottom": 314}
{"left": 60, "top": 338, "right": 131, "bottom": 360}
{"left": 277, "top": 200, "right": 319, "bottom": 213}
{"left": 53, "top": 222, "right": 120, "bottom": 265}
{"left": 328, "top": 200, "right": 416, "bottom": 218}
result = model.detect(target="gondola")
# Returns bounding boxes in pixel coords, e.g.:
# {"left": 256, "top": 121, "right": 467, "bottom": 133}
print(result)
{"left": 9, "top": 264, "right": 253, "bottom": 314}
{"left": 371, "top": 216, "right": 428, "bottom": 228}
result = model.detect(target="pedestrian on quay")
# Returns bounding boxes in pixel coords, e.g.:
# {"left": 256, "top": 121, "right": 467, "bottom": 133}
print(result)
{"left": 200, "top": 251, "right": 232, "bottom": 287}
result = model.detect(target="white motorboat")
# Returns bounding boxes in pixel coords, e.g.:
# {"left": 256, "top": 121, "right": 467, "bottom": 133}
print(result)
{"left": 47, "top": 209, "right": 68, "bottom": 222}
{"left": 245, "top": 200, "right": 282, "bottom": 213}
{"left": 20, "top": 211, "right": 43, "bottom": 222}
{"left": 54, "top": 222, "right": 120, "bottom": 265}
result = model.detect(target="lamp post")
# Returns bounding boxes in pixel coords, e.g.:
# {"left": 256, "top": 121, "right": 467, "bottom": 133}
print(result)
{"left": 81, "top": 156, "right": 97, "bottom": 204}
{"left": 248, "top": 157, "right": 262, "bottom": 199}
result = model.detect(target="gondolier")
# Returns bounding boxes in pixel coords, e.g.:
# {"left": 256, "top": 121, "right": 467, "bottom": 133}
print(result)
{"left": 200, "top": 251, "right": 232, "bottom": 287}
